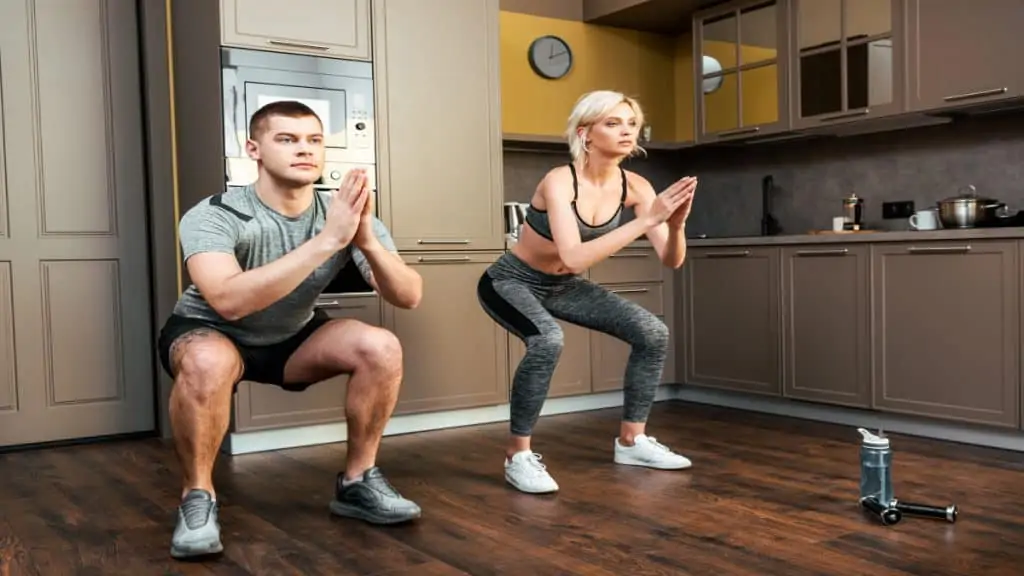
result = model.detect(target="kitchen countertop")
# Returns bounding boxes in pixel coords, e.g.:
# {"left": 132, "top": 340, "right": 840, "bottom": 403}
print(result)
{"left": 686, "top": 227, "right": 1024, "bottom": 247}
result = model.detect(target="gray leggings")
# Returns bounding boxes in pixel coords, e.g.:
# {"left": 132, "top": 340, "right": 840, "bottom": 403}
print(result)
{"left": 477, "top": 253, "right": 669, "bottom": 436}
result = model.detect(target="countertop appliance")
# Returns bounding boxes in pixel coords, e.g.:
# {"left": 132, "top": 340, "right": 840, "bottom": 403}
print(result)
{"left": 220, "top": 47, "right": 377, "bottom": 212}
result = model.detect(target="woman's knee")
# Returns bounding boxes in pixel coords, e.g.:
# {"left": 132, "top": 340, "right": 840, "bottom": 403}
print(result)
{"left": 525, "top": 324, "right": 564, "bottom": 359}
{"left": 632, "top": 313, "right": 670, "bottom": 353}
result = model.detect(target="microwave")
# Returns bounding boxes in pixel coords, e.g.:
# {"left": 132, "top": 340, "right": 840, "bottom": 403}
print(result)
{"left": 220, "top": 47, "right": 377, "bottom": 195}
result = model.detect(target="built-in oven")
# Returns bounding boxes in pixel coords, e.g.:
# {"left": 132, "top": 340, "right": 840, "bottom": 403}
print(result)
{"left": 220, "top": 46, "right": 378, "bottom": 213}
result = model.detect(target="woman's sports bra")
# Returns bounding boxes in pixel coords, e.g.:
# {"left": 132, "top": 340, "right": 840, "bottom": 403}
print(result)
{"left": 523, "top": 163, "right": 627, "bottom": 242}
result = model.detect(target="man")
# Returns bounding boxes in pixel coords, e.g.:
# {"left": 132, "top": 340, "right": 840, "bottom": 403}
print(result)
{"left": 157, "top": 100, "right": 424, "bottom": 560}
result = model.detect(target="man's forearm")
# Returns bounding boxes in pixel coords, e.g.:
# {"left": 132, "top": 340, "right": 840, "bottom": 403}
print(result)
{"left": 210, "top": 233, "right": 339, "bottom": 320}
{"left": 359, "top": 239, "right": 423, "bottom": 309}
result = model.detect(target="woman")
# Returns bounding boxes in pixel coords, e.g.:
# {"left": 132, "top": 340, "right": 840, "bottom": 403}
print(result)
{"left": 477, "top": 90, "right": 699, "bottom": 494}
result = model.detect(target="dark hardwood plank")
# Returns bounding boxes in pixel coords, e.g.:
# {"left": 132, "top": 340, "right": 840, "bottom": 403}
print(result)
{"left": 2, "top": 401, "right": 1024, "bottom": 575}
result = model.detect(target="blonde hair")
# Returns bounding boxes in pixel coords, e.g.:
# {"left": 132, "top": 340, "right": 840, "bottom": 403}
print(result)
{"left": 565, "top": 90, "right": 647, "bottom": 163}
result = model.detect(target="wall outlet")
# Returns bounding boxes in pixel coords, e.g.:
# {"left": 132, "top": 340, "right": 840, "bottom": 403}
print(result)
{"left": 882, "top": 200, "right": 915, "bottom": 219}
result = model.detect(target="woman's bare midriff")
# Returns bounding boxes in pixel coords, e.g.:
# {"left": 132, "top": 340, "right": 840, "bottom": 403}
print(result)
{"left": 510, "top": 223, "right": 576, "bottom": 275}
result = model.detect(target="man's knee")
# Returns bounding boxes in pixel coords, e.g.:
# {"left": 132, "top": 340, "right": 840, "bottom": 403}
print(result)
{"left": 351, "top": 325, "right": 403, "bottom": 372}
{"left": 171, "top": 331, "right": 242, "bottom": 403}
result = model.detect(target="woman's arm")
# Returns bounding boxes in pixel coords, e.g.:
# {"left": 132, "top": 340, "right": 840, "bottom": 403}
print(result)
{"left": 629, "top": 173, "right": 697, "bottom": 269}
{"left": 543, "top": 170, "right": 691, "bottom": 274}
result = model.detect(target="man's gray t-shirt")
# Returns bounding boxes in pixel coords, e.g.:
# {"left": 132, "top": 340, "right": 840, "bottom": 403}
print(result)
{"left": 172, "top": 184, "right": 396, "bottom": 346}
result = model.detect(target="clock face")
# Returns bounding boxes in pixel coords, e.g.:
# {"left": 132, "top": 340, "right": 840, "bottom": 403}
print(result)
{"left": 528, "top": 35, "right": 573, "bottom": 80}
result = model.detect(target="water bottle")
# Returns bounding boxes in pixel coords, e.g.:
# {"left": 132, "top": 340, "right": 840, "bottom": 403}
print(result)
{"left": 857, "top": 427, "right": 894, "bottom": 507}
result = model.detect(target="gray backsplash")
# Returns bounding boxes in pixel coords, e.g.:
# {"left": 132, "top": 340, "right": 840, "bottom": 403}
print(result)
{"left": 503, "top": 111, "right": 1024, "bottom": 238}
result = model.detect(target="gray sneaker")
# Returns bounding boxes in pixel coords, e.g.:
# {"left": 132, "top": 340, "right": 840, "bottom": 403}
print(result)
{"left": 170, "top": 489, "right": 223, "bottom": 559}
{"left": 329, "top": 467, "right": 421, "bottom": 525}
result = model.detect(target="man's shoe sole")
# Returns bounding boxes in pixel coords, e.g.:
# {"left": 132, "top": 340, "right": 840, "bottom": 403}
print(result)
{"left": 329, "top": 500, "right": 421, "bottom": 525}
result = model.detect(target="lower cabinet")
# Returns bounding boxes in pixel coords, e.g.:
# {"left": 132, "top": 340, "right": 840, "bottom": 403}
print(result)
{"left": 682, "top": 238, "right": 1023, "bottom": 431}
{"left": 781, "top": 245, "right": 871, "bottom": 408}
{"left": 872, "top": 240, "right": 1020, "bottom": 428}
{"left": 232, "top": 294, "right": 382, "bottom": 433}
{"left": 384, "top": 251, "right": 509, "bottom": 415}
{"left": 683, "top": 247, "right": 781, "bottom": 396}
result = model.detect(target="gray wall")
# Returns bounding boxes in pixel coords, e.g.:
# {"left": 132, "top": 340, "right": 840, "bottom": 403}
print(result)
{"left": 503, "top": 111, "right": 1024, "bottom": 239}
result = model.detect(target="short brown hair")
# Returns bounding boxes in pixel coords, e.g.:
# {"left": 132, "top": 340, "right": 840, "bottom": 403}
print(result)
{"left": 248, "top": 100, "right": 322, "bottom": 139}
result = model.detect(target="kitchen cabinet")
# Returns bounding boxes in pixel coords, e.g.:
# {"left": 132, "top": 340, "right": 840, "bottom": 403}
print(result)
{"left": 220, "top": 0, "right": 371, "bottom": 60}
{"left": 871, "top": 241, "right": 1019, "bottom": 428}
{"left": 905, "top": 0, "right": 1024, "bottom": 113}
{"left": 789, "top": 0, "right": 906, "bottom": 129}
{"left": 683, "top": 247, "right": 781, "bottom": 395}
{"left": 384, "top": 252, "right": 509, "bottom": 415}
{"left": 781, "top": 245, "right": 870, "bottom": 408}
{"left": 692, "top": 0, "right": 791, "bottom": 143}
{"left": 372, "top": 0, "right": 505, "bottom": 252}
{"left": 590, "top": 282, "right": 670, "bottom": 392}
{"left": 232, "top": 294, "right": 382, "bottom": 432}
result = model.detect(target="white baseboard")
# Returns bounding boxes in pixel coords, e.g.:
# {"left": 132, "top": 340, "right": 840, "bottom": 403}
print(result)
{"left": 223, "top": 384, "right": 1024, "bottom": 455}
{"left": 223, "top": 386, "right": 677, "bottom": 455}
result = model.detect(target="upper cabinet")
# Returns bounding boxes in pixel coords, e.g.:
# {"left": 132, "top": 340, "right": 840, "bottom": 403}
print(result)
{"left": 693, "top": 0, "right": 790, "bottom": 143}
{"left": 373, "top": 0, "right": 505, "bottom": 251}
{"left": 905, "top": 0, "right": 1024, "bottom": 113}
{"left": 790, "top": 0, "right": 906, "bottom": 128}
{"left": 220, "top": 0, "right": 371, "bottom": 60}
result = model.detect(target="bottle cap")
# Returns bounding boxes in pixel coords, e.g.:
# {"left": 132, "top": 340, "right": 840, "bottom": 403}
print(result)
{"left": 857, "top": 427, "right": 890, "bottom": 448}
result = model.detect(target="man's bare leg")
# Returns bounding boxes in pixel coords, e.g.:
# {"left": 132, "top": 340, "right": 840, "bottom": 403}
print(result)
{"left": 283, "top": 318, "right": 420, "bottom": 524}
{"left": 166, "top": 329, "right": 242, "bottom": 559}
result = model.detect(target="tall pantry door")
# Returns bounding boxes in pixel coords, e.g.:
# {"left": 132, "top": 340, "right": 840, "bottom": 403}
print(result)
{"left": 0, "top": 0, "right": 156, "bottom": 447}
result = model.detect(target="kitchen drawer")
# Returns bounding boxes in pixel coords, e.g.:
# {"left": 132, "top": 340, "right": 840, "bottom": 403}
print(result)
{"left": 590, "top": 248, "right": 663, "bottom": 284}
{"left": 604, "top": 282, "right": 664, "bottom": 316}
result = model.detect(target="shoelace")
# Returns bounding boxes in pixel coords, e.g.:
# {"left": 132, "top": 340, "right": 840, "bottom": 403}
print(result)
{"left": 181, "top": 497, "right": 213, "bottom": 530}
{"left": 364, "top": 473, "right": 400, "bottom": 497}
{"left": 642, "top": 436, "right": 671, "bottom": 453}
{"left": 521, "top": 453, "right": 549, "bottom": 475}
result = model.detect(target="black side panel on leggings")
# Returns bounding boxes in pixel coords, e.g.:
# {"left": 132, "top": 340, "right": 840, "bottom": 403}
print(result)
{"left": 477, "top": 272, "right": 541, "bottom": 338}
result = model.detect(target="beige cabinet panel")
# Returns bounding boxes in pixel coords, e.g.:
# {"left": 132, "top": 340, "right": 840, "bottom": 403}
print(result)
{"left": 372, "top": 0, "right": 504, "bottom": 251}
{"left": 906, "top": 0, "right": 1024, "bottom": 112}
{"left": 589, "top": 247, "right": 665, "bottom": 284}
{"left": 508, "top": 320, "right": 592, "bottom": 399}
{"left": 232, "top": 295, "right": 382, "bottom": 432}
{"left": 683, "top": 247, "right": 781, "bottom": 395}
{"left": 385, "top": 253, "right": 508, "bottom": 414}
{"left": 0, "top": 0, "right": 154, "bottom": 447}
{"left": 590, "top": 283, "right": 668, "bottom": 392}
{"left": 781, "top": 245, "right": 871, "bottom": 408}
{"left": 871, "top": 241, "right": 1019, "bottom": 428}
{"left": 220, "top": 0, "right": 370, "bottom": 60}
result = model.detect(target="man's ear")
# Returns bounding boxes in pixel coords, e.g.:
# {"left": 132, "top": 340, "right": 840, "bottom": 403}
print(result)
{"left": 245, "top": 139, "right": 259, "bottom": 160}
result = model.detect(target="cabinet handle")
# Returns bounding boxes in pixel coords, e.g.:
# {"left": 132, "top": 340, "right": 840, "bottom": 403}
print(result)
{"left": 316, "top": 300, "right": 368, "bottom": 310}
{"left": 611, "top": 253, "right": 648, "bottom": 259}
{"left": 796, "top": 248, "right": 849, "bottom": 257}
{"left": 716, "top": 127, "right": 760, "bottom": 138}
{"left": 610, "top": 288, "right": 650, "bottom": 294}
{"left": 417, "top": 239, "right": 470, "bottom": 245}
{"left": 417, "top": 256, "right": 472, "bottom": 263}
{"left": 267, "top": 39, "right": 330, "bottom": 51}
{"left": 944, "top": 88, "right": 1008, "bottom": 102}
{"left": 906, "top": 245, "right": 972, "bottom": 254}
{"left": 705, "top": 250, "right": 751, "bottom": 258}
{"left": 819, "top": 109, "right": 869, "bottom": 122}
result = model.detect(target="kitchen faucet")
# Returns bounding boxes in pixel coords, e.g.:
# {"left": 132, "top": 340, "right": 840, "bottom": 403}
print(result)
{"left": 761, "top": 175, "right": 781, "bottom": 236}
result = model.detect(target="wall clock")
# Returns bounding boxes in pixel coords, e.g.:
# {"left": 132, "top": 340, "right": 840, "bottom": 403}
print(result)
{"left": 528, "top": 35, "right": 573, "bottom": 80}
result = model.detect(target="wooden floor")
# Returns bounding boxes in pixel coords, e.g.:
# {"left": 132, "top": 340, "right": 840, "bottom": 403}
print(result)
{"left": 2, "top": 401, "right": 1024, "bottom": 575}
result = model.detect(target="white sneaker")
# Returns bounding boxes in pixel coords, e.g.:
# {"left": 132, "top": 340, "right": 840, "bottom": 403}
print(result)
{"left": 614, "top": 434, "right": 692, "bottom": 470}
{"left": 504, "top": 451, "right": 559, "bottom": 494}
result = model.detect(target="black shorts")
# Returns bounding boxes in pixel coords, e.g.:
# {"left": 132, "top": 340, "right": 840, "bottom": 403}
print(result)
{"left": 156, "top": 309, "right": 332, "bottom": 392}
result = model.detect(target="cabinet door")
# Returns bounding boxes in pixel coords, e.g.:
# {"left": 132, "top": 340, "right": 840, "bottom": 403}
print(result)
{"left": 693, "top": 0, "right": 791, "bottom": 143}
{"left": 782, "top": 245, "right": 871, "bottom": 407}
{"left": 906, "top": 0, "right": 1024, "bottom": 112}
{"left": 590, "top": 283, "right": 669, "bottom": 392}
{"left": 373, "top": 0, "right": 504, "bottom": 251}
{"left": 384, "top": 253, "right": 508, "bottom": 414}
{"left": 232, "top": 295, "right": 382, "bottom": 432}
{"left": 872, "top": 241, "right": 1019, "bottom": 427}
{"left": 790, "top": 0, "right": 906, "bottom": 128}
{"left": 508, "top": 322, "right": 592, "bottom": 398}
{"left": 683, "top": 247, "right": 781, "bottom": 395}
{"left": 220, "top": 0, "right": 370, "bottom": 60}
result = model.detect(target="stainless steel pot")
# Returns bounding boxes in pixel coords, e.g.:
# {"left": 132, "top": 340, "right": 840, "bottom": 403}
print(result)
{"left": 936, "top": 185, "right": 1006, "bottom": 228}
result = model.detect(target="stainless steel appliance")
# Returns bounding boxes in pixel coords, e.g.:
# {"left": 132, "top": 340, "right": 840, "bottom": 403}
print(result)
{"left": 936, "top": 185, "right": 1007, "bottom": 228}
{"left": 503, "top": 202, "right": 528, "bottom": 240}
{"left": 220, "top": 47, "right": 377, "bottom": 208}
{"left": 842, "top": 193, "right": 864, "bottom": 230}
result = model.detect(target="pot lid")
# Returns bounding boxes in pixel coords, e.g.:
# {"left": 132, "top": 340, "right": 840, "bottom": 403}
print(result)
{"left": 941, "top": 184, "right": 997, "bottom": 203}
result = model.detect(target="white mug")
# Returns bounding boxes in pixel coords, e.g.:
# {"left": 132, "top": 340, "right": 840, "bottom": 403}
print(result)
{"left": 909, "top": 209, "right": 939, "bottom": 230}
{"left": 832, "top": 216, "right": 846, "bottom": 232}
